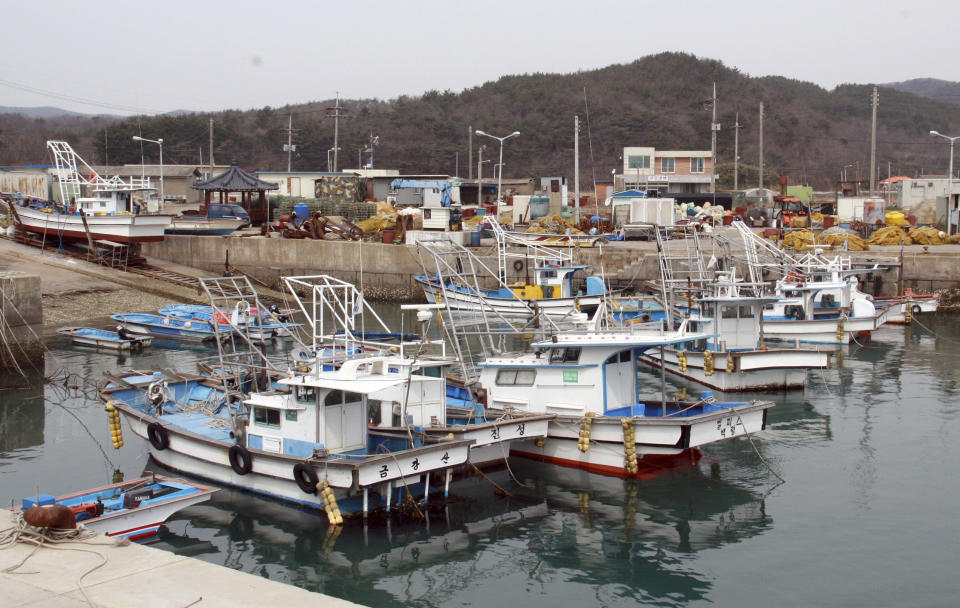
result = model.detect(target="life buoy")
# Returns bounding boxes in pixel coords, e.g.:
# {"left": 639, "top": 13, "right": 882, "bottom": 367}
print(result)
{"left": 147, "top": 381, "right": 167, "bottom": 407}
{"left": 147, "top": 422, "right": 169, "bottom": 450}
{"left": 910, "top": 304, "right": 922, "bottom": 315}
{"left": 228, "top": 444, "right": 253, "bottom": 475}
{"left": 293, "top": 462, "right": 319, "bottom": 494}
{"left": 513, "top": 260, "right": 524, "bottom": 272}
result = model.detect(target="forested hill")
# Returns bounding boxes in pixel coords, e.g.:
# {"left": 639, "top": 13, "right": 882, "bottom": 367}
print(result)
{"left": 2, "top": 53, "right": 959, "bottom": 190}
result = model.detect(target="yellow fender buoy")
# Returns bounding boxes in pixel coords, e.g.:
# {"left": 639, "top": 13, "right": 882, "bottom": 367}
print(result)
{"left": 726, "top": 352, "right": 735, "bottom": 374}
{"left": 677, "top": 349, "right": 687, "bottom": 373}
{"left": 104, "top": 401, "right": 123, "bottom": 449}
{"left": 836, "top": 320, "right": 845, "bottom": 341}
{"left": 621, "top": 418, "right": 638, "bottom": 475}
{"left": 703, "top": 350, "right": 715, "bottom": 376}
{"left": 578, "top": 411, "right": 596, "bottom": 452}
{"left": 316, "top": 478, "right": 343, "bottom": 525}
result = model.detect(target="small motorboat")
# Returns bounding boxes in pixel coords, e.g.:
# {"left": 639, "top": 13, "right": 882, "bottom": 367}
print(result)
{"left": 57, "top": 326, "right": 152, "bottom": 350}
{"left": 110, "top": 313, "right": 222, "bottom": 343}
{"left": 16, "top": 475, "right": 216, "bottom": 540}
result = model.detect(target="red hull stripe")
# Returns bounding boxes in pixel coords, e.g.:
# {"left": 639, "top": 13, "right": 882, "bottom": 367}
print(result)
{"left": 512, "top": 449, "right": 701, "bottom": 480}
{"left": 106, "top": 521, "right": 163, "bottom": 538}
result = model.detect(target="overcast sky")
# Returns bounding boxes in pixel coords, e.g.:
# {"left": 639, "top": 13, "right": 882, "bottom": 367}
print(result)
{"left": 2, "top": 0, "right": 957, "bottom": 116}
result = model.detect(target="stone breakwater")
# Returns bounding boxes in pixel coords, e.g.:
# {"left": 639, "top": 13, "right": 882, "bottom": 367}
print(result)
{"left": 143, "top": 234, "right": 960, "bottom": 303}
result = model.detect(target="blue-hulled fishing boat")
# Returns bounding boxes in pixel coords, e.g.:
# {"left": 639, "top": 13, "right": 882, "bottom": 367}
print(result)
{"left": 57, "top": 326, "right": 152, "bottom": 350}
{"left": 158, "top": 303, "right": 299, "bottom": 340}
{"left": 110, "top": 313, "right": 221, "bottom": 343}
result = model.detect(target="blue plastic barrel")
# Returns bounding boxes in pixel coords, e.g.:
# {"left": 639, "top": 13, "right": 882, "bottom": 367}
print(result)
{"left": 293, "top": 202, "right": 309, "bottom": 219}
{"left": 470, "top": 231, "right": 482, "bottom": 247}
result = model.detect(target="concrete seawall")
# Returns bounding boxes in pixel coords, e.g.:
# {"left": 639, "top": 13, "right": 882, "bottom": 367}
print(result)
{"left": 144, "top": 234, "right": 960, "bottom": 302}
{"left": 0, "top": 271, "right": 43, "bottom": 372}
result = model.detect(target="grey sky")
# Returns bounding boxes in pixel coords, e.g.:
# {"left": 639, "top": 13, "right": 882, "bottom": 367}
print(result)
{"left": 2, "top": 0, "right": 956, "bottom": 115}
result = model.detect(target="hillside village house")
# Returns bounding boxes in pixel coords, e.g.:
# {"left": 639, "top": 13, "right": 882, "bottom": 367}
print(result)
{"left": 615, "top": 147, "right": 714, "bottom": 194}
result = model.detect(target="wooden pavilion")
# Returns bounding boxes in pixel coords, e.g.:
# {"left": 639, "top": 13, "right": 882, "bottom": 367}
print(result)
{"left": 192, "top": 163, "right": 278, "bottom": 224}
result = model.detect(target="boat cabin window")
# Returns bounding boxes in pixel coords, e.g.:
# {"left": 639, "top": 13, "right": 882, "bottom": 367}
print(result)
{"left": 549, "top": 347, "right": 580, "bottom": 363}
{"left": 720, "top": 305, "right": 755, "bottom": 319}
{"left": 368, "top": 400, "right": 382, "bottom": 426}
{"left": 295, "top": 385, "right": 316, "bottom": 403}
{"left": 285, "top": 410, "right": 298, "bottom": 422}
{"left": 495, "top": 369, "right": 537, "bottom": 386}
{"left": 253, "top": 407, "right": 281, "bottom": 428}
{"left": 324, "top": 390, "right": 344, "bottom": 406}
{"left": 540, "top": 270, "right": 557, "bottom": 279}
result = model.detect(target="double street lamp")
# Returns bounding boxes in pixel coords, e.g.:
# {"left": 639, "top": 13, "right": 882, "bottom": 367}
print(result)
{"left": 475, "top": 129, "right": 520, "bottom": 220}
{"left": 930, "top": 130, "right": 960, "bottom": 235}
{"left": 132, "top": 135, "right": 163, "bottom": 212}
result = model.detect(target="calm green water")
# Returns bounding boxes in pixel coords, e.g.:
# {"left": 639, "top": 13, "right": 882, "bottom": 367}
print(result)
{"left": 2, "top": 315, "right": 958, "bottom": 607}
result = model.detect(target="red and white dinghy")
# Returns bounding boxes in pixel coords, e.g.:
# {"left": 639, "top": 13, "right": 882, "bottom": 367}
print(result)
{"left": 15, "top": 475, "right": 216, "bottom": 541}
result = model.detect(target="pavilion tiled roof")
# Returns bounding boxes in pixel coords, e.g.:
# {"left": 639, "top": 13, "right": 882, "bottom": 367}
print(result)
{"left": 192, "top": 164, "right": 278, "bottom": 191}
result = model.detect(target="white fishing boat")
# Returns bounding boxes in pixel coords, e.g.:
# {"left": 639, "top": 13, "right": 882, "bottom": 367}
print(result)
{"left": 415, "top": 217, "right": 614, "bottom": 320}
{"left": 873, "top": 290, "right": 940, "bottom": 324}
{"left": 6, "top": 141, "right": 172, "bottom": 244}
{"left": 16, "top": 475, "right": 216, "bottom": 540}
{"left": 641, "top": 271, "right": 831, "bottom": 391}
{"left": 471, "top": 321, "right": 774, "bottom": 478}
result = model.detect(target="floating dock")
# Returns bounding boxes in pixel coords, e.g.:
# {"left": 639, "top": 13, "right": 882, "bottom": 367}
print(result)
{"left": 0, "top": 510, "right": 362, "bottom": 607}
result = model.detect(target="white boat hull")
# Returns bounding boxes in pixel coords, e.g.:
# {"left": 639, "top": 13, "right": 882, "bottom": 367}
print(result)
{"left": 875, "top": 296, "right": 939, "bottom": 324}
{"left": 14, "top": 206, "right": 172, "bottom": 243}
{"left": 118, "top": 408, "right": 472, "bottom": 515}
{"left": 419, "top": 278, "right": 602, "bottom": 318}
{"left": 642, "top": 348, "right": 830, "bottom": 392}
{"left": 511, "top": 406, "right": 769, "bottom": 478}
{"left": 763, "top": 306, "right": 890, "bottom": 344}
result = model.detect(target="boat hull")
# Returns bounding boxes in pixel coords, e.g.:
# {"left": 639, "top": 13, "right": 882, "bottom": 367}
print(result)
{"left": 641, "top": 348, "right": 830, "bottom": 392}
{"left": 58, "top": 327, "right": 152, "bottom": 351}
{"left": 113, "top": 403, "right": 472, "bottom": 517}
{"left": 165, "top": 217, "right": 245, "bottom": 236}
{"left": 511, "top": 404, "right": 769, "bottom": 478}
{"left": 417, "top": 276, "right": 602, "bottom": 318}
{"left": 874, "top": 295, "right": 939, "bottom": 324}
{"left": 14, "top": 205, "right": 172, "bottom": 243}
{"left": 763, "top": 306, "right": 890, "bottom": 344}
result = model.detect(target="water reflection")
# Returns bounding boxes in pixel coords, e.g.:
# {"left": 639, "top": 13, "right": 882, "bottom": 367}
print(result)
{"left": 0, "top": 370, "right": 45, "bottom": 452}
{"left": 147, "top": 452, "right": 772, "bottom": 607}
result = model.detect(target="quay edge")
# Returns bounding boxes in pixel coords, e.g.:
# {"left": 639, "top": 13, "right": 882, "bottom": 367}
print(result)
{"left": 144, "top": 234, "right": 960, "bottom": 303}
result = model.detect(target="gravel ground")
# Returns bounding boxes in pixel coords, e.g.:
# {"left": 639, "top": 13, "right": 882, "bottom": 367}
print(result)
{"left": 42, "top": 287, "right": 183, "bottom": 330}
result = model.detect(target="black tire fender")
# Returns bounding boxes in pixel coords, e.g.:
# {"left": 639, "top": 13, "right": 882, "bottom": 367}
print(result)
{"left": 147, "top": 422, "right": 169, "bottom": 451}
{"left": 228, "top": 444, "right": 253, "bottom": 475}
{"left": 513, "top": 260, "right": 524, "bottom": 272}
{"left": 911, "top": 304, "right": 922, "bottom": 315}
{"left": 293, "top": 462, "right": 319, "bottom": 494}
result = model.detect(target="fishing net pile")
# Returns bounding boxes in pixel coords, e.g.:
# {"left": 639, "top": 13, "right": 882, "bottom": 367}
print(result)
{"left": 777, "top": 228, "right": 869, "bottom": 251}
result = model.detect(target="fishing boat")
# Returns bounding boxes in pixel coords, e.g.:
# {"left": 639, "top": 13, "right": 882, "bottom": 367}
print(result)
{"left": 111, "top": 313, "right": 221, "bottom": 343}
{"left": 873, "top": 289, "right": 941, "bottom": 324}
{"left": 16, "top": 475, "right": 216, "bottom": 540}
{"left": 641, "top": 271, "right": 831, "bottom": 391}
{"left": 158, "top": 303, "right": 298, "bottom": 340}
{"left": 99, "top": 366, "right": 474, "bottom": 519}
{"left": 165, "top": 216, "right": 245, "bottom": 236}
{"left": 4, "top": 141, "right": 172, "bottom": 244}
{"left": 415, "top": 219, "right": 614, "bottom": 321}
{"left": 57, "top": 326, "right": 152, "bottom": 350}
{"left": 470, "top": 321, "right": 774, "bottom": 478}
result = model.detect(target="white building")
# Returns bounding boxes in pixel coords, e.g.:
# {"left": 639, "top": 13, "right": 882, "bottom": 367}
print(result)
{"left": 616, "top": 146, "right": 715, "bottom": 194}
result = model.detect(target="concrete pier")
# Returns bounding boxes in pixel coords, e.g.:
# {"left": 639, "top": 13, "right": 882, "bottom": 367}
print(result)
{"left": 144, "top": 232, "right": 960, "bottom": 302}
{"left": 0, "top": 271, "right": 43, "bottom": 372}
{"left": 0, "top": 510, "right": 362, "bottom": 607}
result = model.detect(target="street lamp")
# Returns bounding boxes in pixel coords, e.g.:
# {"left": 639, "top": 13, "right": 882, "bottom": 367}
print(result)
{"left": 930, "top": 130, "right": 960, "bottom": 235}
{"left": 475, "top": 129, "right": 520, "bottom": 220}
{"left": 327, "top": 147, "right": 341, "bottom": 173}
{"left": 132, "top": 135, "right": 163, "bottom": 212}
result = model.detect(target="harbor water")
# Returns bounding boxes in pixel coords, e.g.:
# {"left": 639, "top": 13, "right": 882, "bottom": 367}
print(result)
{"left": 2, "top": 314, "right": 959, "bottom": 607}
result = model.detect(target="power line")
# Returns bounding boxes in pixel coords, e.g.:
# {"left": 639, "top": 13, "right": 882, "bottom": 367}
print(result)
{"left": 0, "top": 77, "right": 164, "bottom": 115}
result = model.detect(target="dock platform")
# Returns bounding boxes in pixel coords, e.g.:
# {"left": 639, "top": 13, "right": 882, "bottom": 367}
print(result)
{"left": 0, "top": 510, "right": 361, "bottom": 607}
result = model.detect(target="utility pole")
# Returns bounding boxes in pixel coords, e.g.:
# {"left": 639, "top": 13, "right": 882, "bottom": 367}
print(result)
{"left": 283, "top": 114, "right": 299, "bottom": 172}
{"left": 326, "top": 93, "right": 347, "bottom": 172}
{"left": 477, "top": 145, "right": 485, "bottom": 206}
{"left": 710, "top": 82, "right": 719, "bottom": 193}
{"left": 208, "top": 118, "right": 214, "bottom": 176}
{"left": 869, "top": 86, "right": 879, "bottom": 195}
{"left": 468, "top": 125, "right": 473, "bottom": 179}
{"left": 758, "top": 102, "right": 765, "bottom": 189}
{"left": 574, "top": 115, "right": 581, "bottom": 223}
{"left": 733, "top": 112, "right": 741, "bottom": 191}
